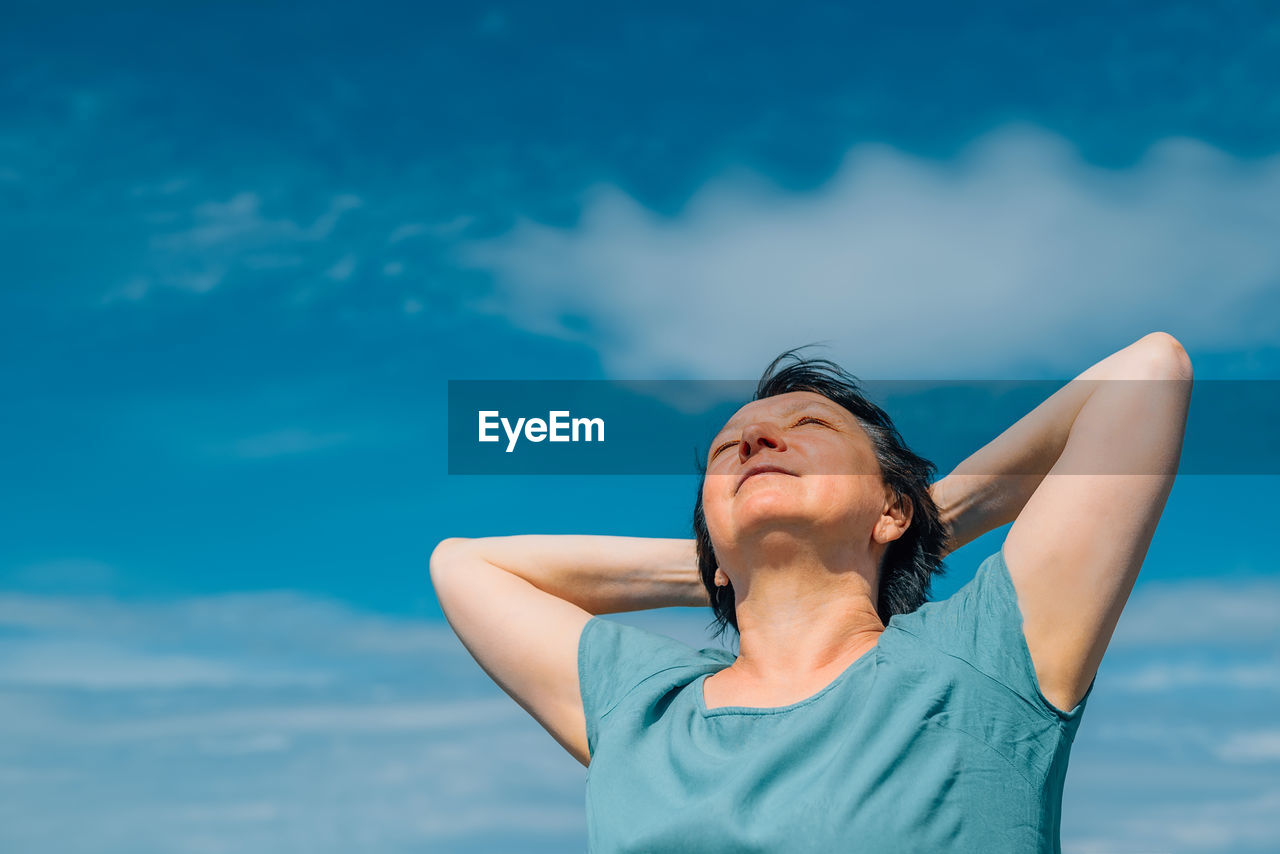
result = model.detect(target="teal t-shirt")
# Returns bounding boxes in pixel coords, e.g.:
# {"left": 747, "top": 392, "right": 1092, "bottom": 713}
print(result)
{"left": 577, "top": 545, "right": 1095, "bottom": 853}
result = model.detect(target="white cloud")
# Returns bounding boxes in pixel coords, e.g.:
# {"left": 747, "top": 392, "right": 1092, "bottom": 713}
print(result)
{"left": 458, "top": 124, "right": 1280, "bottom": 379}
{"left": 105, "top": 191, "right": 364, "bottom": 301}
{"left": 1113, "top": 661, "right": 1280, "bottom": 692}
{"left": 1217, "top": 730, "right": 1280, "bottom": 763}
{"left": 2, "top": 584, "right": 1276, "bottom": 852}
{"left": 1090, "top": 789, "right": 1280, "bottom": 852}
{"left": 1112, "top": 579, "right": 1280, "bottom": 647}
{"left": 0, "top": 588, "right": 586, "bottom": 852}
{"left": 220, "top": 427, "right": 355, "bottom": 459}
{"left": 389, "top": 216, "right": 475, "bottom": 244}
{"left": 50, "top": 698, "right": 522, "bottom": 742}
{"left": 0, "top": 589, "right": 463, "bottom": 658}
{"left": 0, "top": 639, "right": 329, "bottom": 689}
{"left": 323, "top": 252, "right": 358, "bottom": 281}
{"left": 0, "top": 586, "right": 473, "bottom": 692}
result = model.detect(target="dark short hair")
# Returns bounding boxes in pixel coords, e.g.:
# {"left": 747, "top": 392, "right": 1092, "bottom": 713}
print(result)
{"left": 692, "top": 347, "right": 950, "bottom": 640}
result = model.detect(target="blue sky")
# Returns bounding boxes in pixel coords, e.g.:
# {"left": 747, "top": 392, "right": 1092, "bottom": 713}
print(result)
{"left": 2, "top": 2, "right": 1279, "bottom": 851}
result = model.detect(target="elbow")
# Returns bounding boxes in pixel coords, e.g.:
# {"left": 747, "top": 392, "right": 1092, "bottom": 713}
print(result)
{"left": 1137, "top": 332, "right": 1194, "bottom": 381}
{"left": 429, "top": 537, "right": 473, "bottom": 583}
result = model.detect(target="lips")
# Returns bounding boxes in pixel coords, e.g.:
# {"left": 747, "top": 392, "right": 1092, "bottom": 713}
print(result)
{"left": 736, "top": 464, "right": 797, "bottom": 494}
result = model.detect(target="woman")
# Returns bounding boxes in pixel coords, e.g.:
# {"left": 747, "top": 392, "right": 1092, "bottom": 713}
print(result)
{"left": 430, "top": 332, "right": 1193, "bottom": 853}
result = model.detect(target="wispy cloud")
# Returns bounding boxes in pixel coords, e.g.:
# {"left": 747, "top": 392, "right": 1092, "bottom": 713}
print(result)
{"left": 1111, "top": 578, "right": 1280, "bottom": 648}
{"left": 0, "top": 639, "right": 329, "bottom": 690}
{"left": 43, "top": 698, "right": 523, "bottom": 743}
{"left": 1066, "top": 788, "right": 1280, "bottom": 854}
{"left": 0, "top": 590, "right": 461, "bottom": 658}
{"left": 459, "top": 124, "right": 1280, "bottom": 379}
{"left": 1, "top": 572, "right": 1277, "bottom": 852}
{"left": 1217, "top": 730, "right": 1280, "bottom": 763}
{"left": 105, "top": 191, "right": 363, "bottom": 302}
{"left": 219, "top": 428, "right": 355, "bottom": 459}
{"left": 0, "top": 588, "right": 585, "bottom": 853}
{"left": 1113, "top": 661, "right": 1280, "bottom": 693}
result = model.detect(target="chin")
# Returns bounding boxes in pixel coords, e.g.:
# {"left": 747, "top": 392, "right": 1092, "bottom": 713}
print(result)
{"left": 733, "top": 502, "right": 815, "bottom": 538}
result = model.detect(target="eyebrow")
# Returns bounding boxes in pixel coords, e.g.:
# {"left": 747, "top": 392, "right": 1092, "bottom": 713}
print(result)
{"left": 712, "top": 398, "right": 846, "bottom": 443}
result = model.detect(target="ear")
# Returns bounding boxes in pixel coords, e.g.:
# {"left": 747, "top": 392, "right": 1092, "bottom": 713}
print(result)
{"left": 875, "top": 489, "right": 913, "bottom": 545}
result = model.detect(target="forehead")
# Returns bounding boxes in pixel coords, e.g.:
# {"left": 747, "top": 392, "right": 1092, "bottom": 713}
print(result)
{"left": 714, "top": 391, "right": 854, "bottom": 437}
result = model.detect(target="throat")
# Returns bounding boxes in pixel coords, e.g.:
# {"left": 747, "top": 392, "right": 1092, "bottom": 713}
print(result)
{"left": 701, "top": 634, "right": 879, "bottom": 711}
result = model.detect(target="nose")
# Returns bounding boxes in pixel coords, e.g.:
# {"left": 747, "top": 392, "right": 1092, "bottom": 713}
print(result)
{"left": 738, "top": 421, "right": 787, "bottom": 461}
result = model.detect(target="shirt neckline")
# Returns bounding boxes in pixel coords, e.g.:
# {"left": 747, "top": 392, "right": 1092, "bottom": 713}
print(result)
{"left": 696, "top": 640, "right": 881, "bottom": 717}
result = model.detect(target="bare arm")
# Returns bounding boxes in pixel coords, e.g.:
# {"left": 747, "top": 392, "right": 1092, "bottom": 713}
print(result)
{"left": 929, "top": 332, "right": 1185, "bottom": 555}
{"left": 429, "top": 535, "right": 705, "bottom": 767}
{"left": 928, "top": 331, "right": 1193, "bottom": 712}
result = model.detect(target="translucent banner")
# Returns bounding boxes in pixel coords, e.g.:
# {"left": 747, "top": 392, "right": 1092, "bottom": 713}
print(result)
{"left": 447, "top": 379, "right": 1276, "bottom": 475}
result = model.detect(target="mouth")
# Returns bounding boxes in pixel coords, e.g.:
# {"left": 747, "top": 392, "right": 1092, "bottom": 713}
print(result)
{"left": 736, "top": 465, "right": 797, "bottom": 494}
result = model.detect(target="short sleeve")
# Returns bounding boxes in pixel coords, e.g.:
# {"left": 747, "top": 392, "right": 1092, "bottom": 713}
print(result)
{"left": 887, "top": 545, "right": 1096, "bottom": 724}
{"left": 577, "top": 616, "right": 723, "bottom": 757}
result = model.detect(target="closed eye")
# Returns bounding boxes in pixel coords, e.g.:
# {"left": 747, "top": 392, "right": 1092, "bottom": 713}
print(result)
{"left": 709, "top": 416, "right": 832, "bottom": 460}
{"left": 709, "top": 439, "right": 739, "bottom": 460}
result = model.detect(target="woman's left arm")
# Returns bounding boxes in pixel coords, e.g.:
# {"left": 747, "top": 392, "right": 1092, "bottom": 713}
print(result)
{"left": 928, "top": 332, "right": 1193, "bottom": 712}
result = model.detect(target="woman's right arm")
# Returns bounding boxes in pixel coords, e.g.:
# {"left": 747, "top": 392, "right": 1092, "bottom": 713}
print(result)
{"left": 428, "top": 536, "right": 706, "bottom": 767}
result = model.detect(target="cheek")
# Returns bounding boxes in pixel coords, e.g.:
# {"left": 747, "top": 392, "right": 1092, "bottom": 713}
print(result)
{"left": 814, "top": 476, "right": 878, "bottom": 517}
{"left": 700, "top": 477, "right": 738, "bottom": 538}
{"left": 700, "top": 482, "right": 725, "bottom": 528}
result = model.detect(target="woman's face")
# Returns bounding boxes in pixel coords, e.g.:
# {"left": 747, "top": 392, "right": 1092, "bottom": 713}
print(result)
{"left": 701, "top": 391, "right": 893, "bottom": 573}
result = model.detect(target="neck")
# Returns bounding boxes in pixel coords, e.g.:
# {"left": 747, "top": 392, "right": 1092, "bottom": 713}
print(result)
{"left": 725, "top": 542, "right": 886, "bottom": 691}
